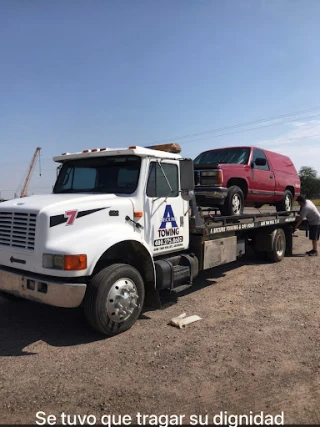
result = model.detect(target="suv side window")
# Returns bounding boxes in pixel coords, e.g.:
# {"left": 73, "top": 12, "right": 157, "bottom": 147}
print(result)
{"left": 252, "top": 149, "right": 270, "bottom": 171}
{"left": 146, "top": 162, "right": 179, "bottom": 198}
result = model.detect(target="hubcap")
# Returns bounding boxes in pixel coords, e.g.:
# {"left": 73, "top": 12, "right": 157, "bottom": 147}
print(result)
{"left": 276, "top": 234, "right": 285, "bottom": 257}
{"left": 106, "top": 278, "right": 139, "bottom": 323}
{"left": 232, "top": 194, "right": 242, "bottom": 215}
{"left": 284, "top": 195, "right": 291, "bottom": 211}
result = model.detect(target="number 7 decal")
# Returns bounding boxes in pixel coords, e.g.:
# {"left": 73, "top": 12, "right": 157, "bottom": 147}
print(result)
{"left": 64, "top": 210, "right": 78, "bottom": 226}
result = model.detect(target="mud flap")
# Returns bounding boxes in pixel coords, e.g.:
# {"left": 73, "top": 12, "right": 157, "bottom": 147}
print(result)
{"left": 284, "top": 226, "right": 293, "bottom": 256}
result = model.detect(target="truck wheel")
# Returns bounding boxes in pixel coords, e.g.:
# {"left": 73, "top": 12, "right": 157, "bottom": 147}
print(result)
{"left": 267, "top": 228, "right": 286, "bottom": 262}
{"left": 276, "top": 190, "right": 293, "bottom": 212}
{"left": 220, "top": 186, "right": 244, "bottom": 216}
{"left": 84, "top": 264, "right": 145, "bottom": 336}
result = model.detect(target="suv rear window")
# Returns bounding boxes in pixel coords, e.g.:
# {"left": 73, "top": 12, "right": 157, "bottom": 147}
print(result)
{"left": 194, "top": 148, "right": 250, "bottom": 165}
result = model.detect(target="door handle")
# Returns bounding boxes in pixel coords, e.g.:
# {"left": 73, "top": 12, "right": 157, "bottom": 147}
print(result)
{"left": 270, "top": 175, "right": 273, "bottom": 179}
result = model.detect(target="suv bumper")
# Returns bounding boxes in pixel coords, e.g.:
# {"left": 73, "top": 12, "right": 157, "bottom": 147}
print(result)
{"left": 0, "top": 269, "right": 86, "bottom": 308}
{"left": 194, "top": 186, "right": 228, "bottom": 205}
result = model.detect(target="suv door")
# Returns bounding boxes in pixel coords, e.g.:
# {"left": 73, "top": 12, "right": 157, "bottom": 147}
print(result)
{"left": 249, "top": 149, "right": 275, "bottom": 202}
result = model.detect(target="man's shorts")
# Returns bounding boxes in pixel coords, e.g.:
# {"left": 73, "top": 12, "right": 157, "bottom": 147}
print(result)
{"left": 309, "top": 224, "right": 320, "bottom": 241}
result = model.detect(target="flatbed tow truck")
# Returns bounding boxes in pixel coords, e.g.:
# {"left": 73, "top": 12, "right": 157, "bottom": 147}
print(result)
{"left": 0, "top": 143, "right": 299, "bottom": 336}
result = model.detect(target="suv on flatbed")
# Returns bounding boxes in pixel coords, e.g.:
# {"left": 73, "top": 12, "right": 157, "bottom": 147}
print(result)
{"left": 193, "top": 146, "right": 301, "bottom": 216}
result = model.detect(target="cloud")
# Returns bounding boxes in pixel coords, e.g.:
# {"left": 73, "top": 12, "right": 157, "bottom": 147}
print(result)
{"left": 258, "top": 120, "right": 320, "bottom": 147}
{"left": 256, "top": 119, "right": 320, "bottom": 173}
{"left": 292, "top": 121, "right": 307, "bottom": 127}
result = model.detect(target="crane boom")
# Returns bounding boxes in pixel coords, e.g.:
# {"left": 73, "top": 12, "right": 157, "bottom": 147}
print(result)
{"left": 20, "top": 147, "right": 41, "bottom": 198}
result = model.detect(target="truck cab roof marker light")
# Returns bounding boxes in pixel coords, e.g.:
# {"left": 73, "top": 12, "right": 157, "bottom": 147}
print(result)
{"left": 146, "top": 143, "right": 181, "bottom": 154}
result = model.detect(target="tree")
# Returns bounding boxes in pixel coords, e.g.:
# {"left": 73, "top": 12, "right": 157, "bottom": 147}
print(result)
{"left": 299, "top": 166, "right": 320, "bottom": 199}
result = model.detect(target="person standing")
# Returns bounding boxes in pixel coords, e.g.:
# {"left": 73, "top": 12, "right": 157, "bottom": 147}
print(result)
{"left": 294, "top": 195, "right": 320, "bottom": 256}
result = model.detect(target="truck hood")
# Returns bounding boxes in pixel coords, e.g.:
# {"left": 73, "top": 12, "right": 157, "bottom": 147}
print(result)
{"left": 0, "top": 193, "right": 125, "bottom": 213}
{"left": 0, "top": 193, "right": 137, "bottom": 277}
{"left": 194, "top": 163, "right": 219, "bottom": 170}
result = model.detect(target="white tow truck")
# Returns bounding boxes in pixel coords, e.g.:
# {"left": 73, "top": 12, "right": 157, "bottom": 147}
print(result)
{"left": 0, "top": 143, "right": 299, "bottom": 336}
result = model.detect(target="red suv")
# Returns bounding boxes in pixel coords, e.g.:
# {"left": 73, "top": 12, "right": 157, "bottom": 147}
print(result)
{"left": 193, "top": 146, "right": 301, "bottom": 216}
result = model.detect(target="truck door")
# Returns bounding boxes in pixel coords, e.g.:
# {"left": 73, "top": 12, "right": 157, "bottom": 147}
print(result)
{"left": 144, "top": 160, "right": 189, "bottom": 256}
{"left": 249, "top": 149, "right": 275, "bottom": 202}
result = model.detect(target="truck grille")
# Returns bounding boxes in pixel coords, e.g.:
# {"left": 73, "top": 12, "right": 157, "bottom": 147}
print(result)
{"left": 194, "top": 171, "right": 200, "bottom": 186}
{"left": 0, "top": 211, "right": 37, "bottom": 250}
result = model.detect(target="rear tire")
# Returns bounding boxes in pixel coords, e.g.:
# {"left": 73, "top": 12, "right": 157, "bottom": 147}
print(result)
{"left": 267, "top": 228, "right": 286, "bottom": 262}
{"left": 84, "top": 264, "right": 145, "bottom": 336}
{"left": 220, "top": 185, "right": 244, "bottom": 216}
{"left": 276, "top": 190, "right": 293, "bottom": 212}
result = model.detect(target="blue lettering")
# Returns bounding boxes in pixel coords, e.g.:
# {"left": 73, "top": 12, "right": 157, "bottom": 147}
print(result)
{"left": 159, "top": 205, "right": 178, "bottom": 229}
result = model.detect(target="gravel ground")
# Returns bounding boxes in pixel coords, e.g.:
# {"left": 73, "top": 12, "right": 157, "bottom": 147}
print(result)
{"left": 0, "top": 230, "right": 319, "bottom": 425}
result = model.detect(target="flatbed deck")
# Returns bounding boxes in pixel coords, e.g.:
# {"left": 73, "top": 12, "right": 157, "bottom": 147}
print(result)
{"left": 190, "top": 210, "right": 299, "bottom": 236}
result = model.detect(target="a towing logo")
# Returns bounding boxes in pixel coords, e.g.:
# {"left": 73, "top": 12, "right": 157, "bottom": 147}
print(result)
{"left": 158, "top": 205, "right": 179, "bottom": 237}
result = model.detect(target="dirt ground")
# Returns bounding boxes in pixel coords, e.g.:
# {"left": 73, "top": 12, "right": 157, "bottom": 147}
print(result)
{"left": 0, "top": 230, "right": 319, "bottom": 425}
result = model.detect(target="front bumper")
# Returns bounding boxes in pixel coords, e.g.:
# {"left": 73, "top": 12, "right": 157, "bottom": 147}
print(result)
{"left": 0, "top": 269, "right": 87, "bottom": 308}
{"left": 194, "top": 186, "right": 228, "bottom": 205}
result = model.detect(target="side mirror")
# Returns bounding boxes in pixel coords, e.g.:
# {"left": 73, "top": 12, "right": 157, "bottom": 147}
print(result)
{"left": 180, "top": 159, "right": 194, "bottom": 201}
{"left": 255, "top": 157, "right": 267, "bottom": 166}
{"left": 181, "top": 189, "right": 195, "bottom": 202}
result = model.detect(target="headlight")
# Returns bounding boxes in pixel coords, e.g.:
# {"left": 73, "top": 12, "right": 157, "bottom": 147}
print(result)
{"left": 43, "top": 254, "right": 87, "bottom": 270}
{"left": 43, "top": 254, "right": 64, "bottom": 269}
{"left": 198, "top": 169, "right": 223, "bottom": 186}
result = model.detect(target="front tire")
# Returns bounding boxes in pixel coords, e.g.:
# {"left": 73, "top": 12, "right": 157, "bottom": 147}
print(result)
{"left": 84, "top": 264, "right": 145, "bottom": 336}
{"left": 220, "top": 185, "right": 244, "bottom": 216}
{"left": 276, "top": 190, "right": 293, "bottom": 212}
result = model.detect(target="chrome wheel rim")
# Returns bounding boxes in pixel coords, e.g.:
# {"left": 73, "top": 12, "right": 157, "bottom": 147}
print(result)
{"left": 106, "top": 278, "right": 139, "bottom": 323}
{"left": 284, "top": 195, "right": 291, "bottom": 211}
{"left": 232, "top": 194, "right": 242, "bottom": 215}
{"left": 276, "top": 234, "right": 285, "bottom": 257}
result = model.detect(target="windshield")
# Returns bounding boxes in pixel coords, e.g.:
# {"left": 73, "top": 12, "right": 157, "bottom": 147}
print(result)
{"left": 194, "top": 147, "right": 250, "bottom": 165}
{"left": 53, "top": 155, "right": 141, "bottom": 194}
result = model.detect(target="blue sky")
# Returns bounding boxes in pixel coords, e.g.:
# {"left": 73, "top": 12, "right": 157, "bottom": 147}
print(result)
{"left": 1, "top": 0, "right": 320, "bottom": 198}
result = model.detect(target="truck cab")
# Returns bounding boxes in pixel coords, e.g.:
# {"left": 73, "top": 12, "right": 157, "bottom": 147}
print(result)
{"left": 0, "top": 144, "right": 197, "bottom": 334}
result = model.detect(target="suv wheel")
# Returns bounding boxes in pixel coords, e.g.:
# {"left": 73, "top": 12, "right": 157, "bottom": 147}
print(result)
{"left": 276, "top": 190, "right": 293, "bottom": 212}
{"left": 220, "top": 185, "right": 244, "bottom": 216}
